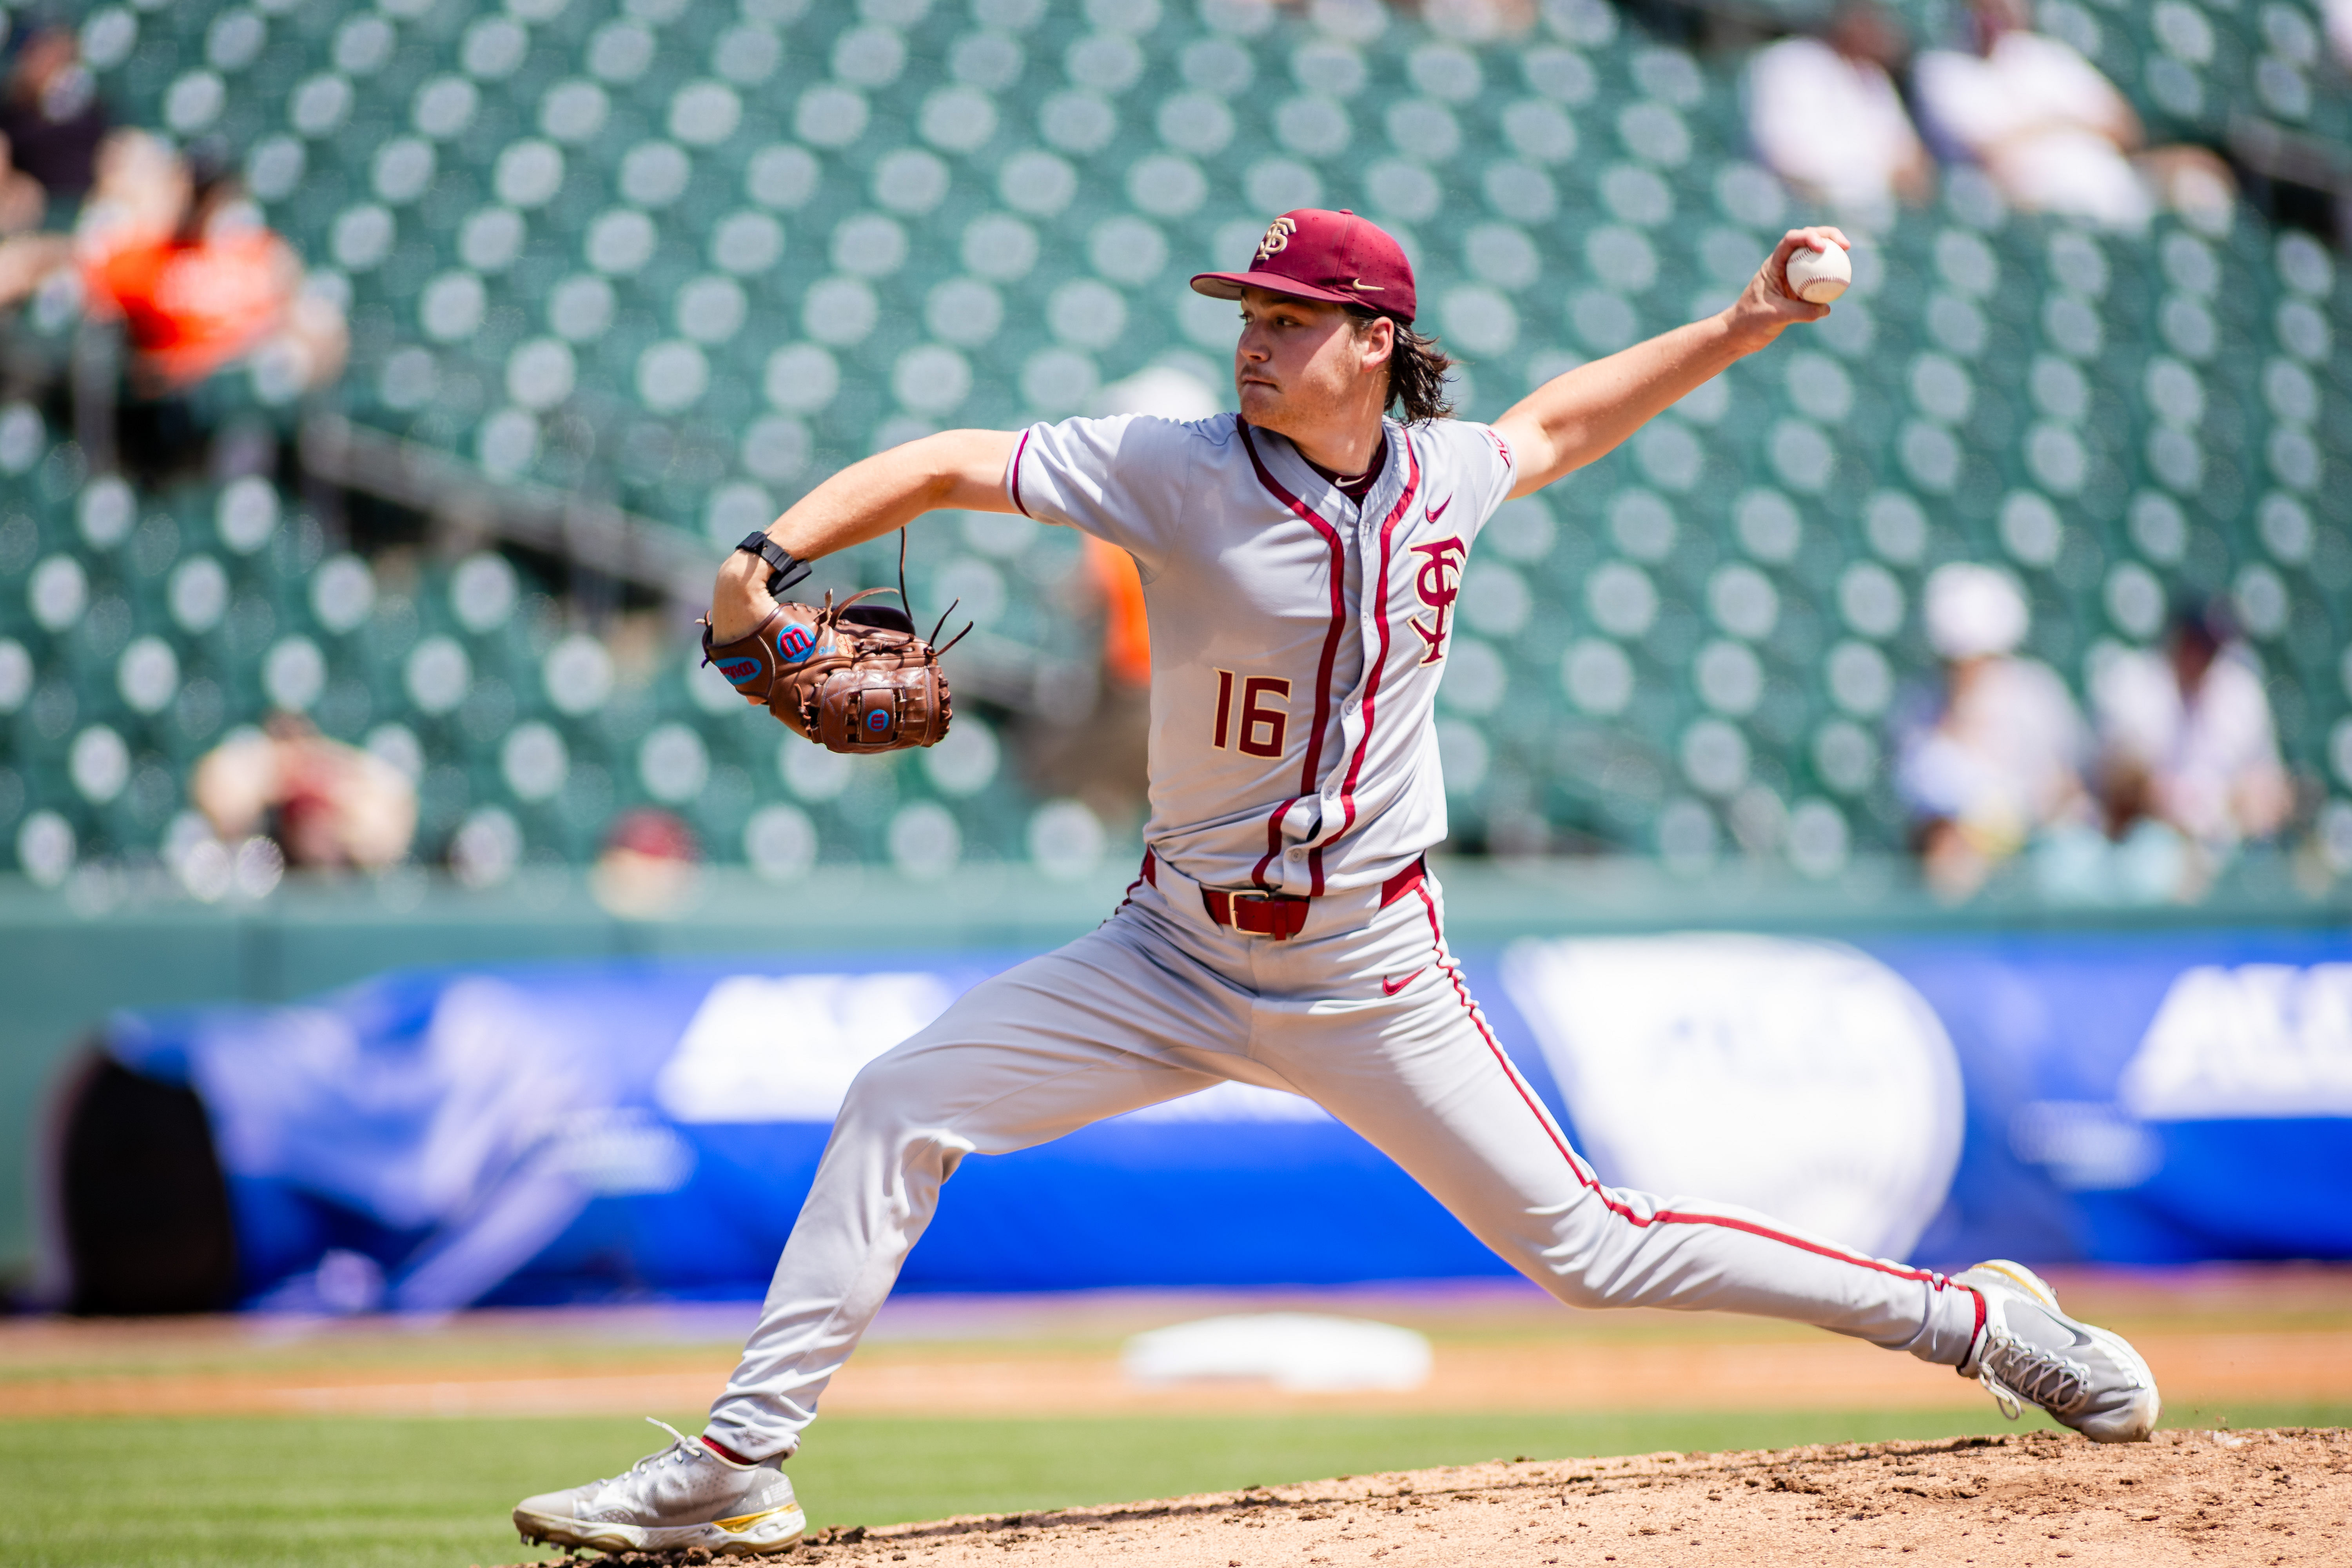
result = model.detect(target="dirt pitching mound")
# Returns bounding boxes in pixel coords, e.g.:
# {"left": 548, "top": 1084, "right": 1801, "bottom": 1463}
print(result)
{"left": 498, "top": 1426, "right": 2349, "bottom": 1568}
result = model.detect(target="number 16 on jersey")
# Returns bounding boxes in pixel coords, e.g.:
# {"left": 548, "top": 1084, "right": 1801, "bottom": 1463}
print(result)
{"left": 1211, "top": 670, "right": 1290, "bottom": 759}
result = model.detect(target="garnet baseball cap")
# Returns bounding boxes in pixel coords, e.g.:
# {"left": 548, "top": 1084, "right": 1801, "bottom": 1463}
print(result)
{"left": 1190, "top": 209, "right": 1417, "bottom": 324}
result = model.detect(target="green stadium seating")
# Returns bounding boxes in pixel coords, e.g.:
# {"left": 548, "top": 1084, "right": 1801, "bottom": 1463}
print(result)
{"left": 3, "top": 0, "right": 2343, "bottom": 893}
{"left": 0, "top": 400, "right": 1055, "bottom": 885}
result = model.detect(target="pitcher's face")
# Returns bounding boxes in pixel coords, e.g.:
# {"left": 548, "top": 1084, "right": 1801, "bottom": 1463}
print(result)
{"left": 1232, "top": 288, "right": 1392, "bottom": 442}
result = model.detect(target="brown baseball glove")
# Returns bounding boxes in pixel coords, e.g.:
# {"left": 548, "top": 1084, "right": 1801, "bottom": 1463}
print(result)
{"left": 702, "top": 585, "right": 962, "bottom": 752}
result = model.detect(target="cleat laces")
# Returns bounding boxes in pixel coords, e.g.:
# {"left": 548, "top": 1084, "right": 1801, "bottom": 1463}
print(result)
{"left": 588, "top": 1418, "right": 707, "bottom": 1494}
{"left": 639, "top": 1416, "right": 700, "bottom": 1456}
{"left": 1976, "top": 1332, "right": 2091, "bottom": 1422}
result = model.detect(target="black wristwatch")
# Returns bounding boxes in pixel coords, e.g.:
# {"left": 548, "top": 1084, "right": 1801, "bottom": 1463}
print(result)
{"left": 736, "top": 532, "right": 812, "bottom": 598}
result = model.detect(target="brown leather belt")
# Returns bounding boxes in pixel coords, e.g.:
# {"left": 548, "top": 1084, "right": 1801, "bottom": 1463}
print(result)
{"left": 1141, "top": 853, "right": 1428, "bottom": 941}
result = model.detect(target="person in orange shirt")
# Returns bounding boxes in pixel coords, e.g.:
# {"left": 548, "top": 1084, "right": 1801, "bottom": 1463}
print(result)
{"left": 76, "top": 133, "right": 344, "bottom": 396}
{"left": 1082, "top": 532, "right": 1151, "bottom": 689}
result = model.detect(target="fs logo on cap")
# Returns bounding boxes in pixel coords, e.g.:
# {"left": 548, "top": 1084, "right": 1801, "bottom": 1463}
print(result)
{"left": 1253, "top": 216, "right": 1298, "bottom": 264}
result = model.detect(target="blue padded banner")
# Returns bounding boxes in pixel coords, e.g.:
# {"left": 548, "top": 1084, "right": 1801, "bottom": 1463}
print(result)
{"left": 97, "top": 929, "right": 2352, "bottom": 1312}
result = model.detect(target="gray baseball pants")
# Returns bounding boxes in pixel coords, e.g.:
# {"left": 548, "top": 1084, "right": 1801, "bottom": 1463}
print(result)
{"left": 704, "top": 864, "right": 1984, "bottom": 1458}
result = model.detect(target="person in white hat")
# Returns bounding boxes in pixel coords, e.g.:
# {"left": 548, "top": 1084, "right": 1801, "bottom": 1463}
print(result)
{"left": 1896, "top": 563, "right": 2092, "bottom": 897}
{"left": 2091, "top": 599, "right": 2293, "bottom": 880}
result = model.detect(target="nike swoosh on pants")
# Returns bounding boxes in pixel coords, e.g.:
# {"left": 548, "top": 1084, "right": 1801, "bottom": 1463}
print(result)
{"left": 1382, "top": 969, "right": 1424, "bottom": 996}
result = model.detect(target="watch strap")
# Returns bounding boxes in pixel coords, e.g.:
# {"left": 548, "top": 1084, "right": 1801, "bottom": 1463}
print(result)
{"left": 735, "top": 532, "right": 813, "bottom": 598}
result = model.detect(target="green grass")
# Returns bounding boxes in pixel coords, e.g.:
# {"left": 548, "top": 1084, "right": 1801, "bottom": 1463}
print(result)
{"left": 3, "top": 1405, "right": 2347, "bottom": 1568}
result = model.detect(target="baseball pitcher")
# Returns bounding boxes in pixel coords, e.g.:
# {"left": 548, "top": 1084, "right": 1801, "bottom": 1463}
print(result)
{"left": 513, "top": 209, "right": 2159, "bottom": 1557}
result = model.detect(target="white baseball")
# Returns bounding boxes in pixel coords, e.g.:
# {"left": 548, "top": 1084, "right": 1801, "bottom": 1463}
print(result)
{"left": 1785, "top": 243, "right": 1851, "bottom": 305}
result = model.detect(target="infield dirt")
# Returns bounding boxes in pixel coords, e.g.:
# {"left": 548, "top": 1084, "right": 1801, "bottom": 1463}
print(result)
{"left": 495, "top": 1426, "right": 2350, "bottom": 1568}
{"left": 11, "top": 1268, "right": 2351, "bottom": 1421}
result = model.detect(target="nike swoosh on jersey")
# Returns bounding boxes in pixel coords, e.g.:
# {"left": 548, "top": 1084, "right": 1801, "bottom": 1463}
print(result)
{"left": 1427, "top": 494, "right": 1453, "bottom": 522}
{"left": 1381, "top": 969, "right": 1424, "bottom": 996}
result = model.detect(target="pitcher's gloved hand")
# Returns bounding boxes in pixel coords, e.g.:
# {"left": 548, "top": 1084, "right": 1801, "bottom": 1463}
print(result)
{"left": 701, "top": 588, "right": 957, "bottom": 752}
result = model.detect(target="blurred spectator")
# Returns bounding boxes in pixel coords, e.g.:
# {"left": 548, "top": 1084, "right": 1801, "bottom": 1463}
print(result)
{"left": 192, "top": 715, "right": 418, "bottom": 871}
{"left": 1082, "top": 362, "right": 1221, "bottom": 692}
{"left": 0, "top": 135, "right": 44, "bottom": 233}
{"left": 1897, "top": 564, "right": 2092, "bottom": 899}
{"left": 1015, "top": 364, "right": 1223, "bottom": 827}
{"left": 0, "top": 208, "right": 64, "bottom": 305}
{"left": 1083, "top": 534, "right": 1152, "bottom": 690}
{"left": 1418, "top": 0, "right": 1537, "bottom": 38}
{"left": 73, "top": 128, "right": 181, "bottom": 252}
{"left": 1075, "top": 365, "right": 1203, "bottom": 692}
{"left": 76, "top": 133, "right": 347, "bottom": 397}
{"left": 0, "top": 24, "right": 108, "bottom": 205}
{"left": 1747, "top": 3, "right": 1934, "bottom": 223}
{"left": 2092, "top": 603, "right": 2293, "bottom": 853}
{"left": 1913, "top": 0, "right": 2233, "bottom": 229}
{"left": 0, "top": 25, "right": 102, "bottom": 309}
{"left": 592, "top": 808, "right": 701, "bottom": 918}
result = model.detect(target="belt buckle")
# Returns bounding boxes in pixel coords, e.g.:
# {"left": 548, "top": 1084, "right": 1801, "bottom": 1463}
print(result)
{"left": 1227, "top": 889, "right": 1305, "bottom": 940}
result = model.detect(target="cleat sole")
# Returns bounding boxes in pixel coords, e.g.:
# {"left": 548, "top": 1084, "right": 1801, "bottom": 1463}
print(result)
{"left": 513, "top": 1503, "right": 808, "bottom": 1557}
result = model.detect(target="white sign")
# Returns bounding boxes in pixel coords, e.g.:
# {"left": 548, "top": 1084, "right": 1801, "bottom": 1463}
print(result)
{"left": 657, "top": 973, "right": 958, "bottom": 1123}
{"left": 657, "top": 971, "right": 1336, "bottom": 1127}
{"left": 2118, "top": 962, "right": 2352, "bottom": 1120}
{"left": 1501, "top": 934, "right": 1964, "bottom": 1261}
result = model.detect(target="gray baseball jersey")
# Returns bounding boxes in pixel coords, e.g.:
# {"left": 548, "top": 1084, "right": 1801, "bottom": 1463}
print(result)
{"left": 1007, "top": 412, "right": 1517, "bottom": 896}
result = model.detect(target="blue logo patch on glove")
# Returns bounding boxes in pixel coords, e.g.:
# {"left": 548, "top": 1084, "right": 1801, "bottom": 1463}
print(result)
{"left": 777, "top": 622, "right": 818, "bottom": 662}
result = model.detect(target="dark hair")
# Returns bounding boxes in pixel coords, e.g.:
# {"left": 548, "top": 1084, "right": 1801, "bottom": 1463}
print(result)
{"left": 2168, "top": 595, "right": 2232, "bottom": 653}
{"left": 1348, "top": 308, "right": 1457, "bottom": 424}
{"left": 184, "top": 137, "right": 234, "bottom": 194}
{"left": 174, "top": 139, "right": 241, "bottom": 243}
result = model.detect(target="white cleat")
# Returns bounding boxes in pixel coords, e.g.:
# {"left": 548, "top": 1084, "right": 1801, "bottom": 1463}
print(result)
{"left": 513, "top": 1418, "right": 807, "bottom": 1557}
{"left": 1953, "top": 1260, "right": 2160, "bottom": 1443}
